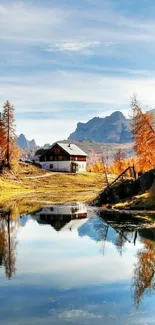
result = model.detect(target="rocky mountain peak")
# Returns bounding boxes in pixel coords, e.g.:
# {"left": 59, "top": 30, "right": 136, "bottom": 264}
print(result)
{"left": 68, "top": 110, "right": 131, "bottom": 143}
{"left": 109, "top": 111, "right": 126, "bottom": 121}
{"left": 17, "top": 134, "right": 37, "bottom": 149}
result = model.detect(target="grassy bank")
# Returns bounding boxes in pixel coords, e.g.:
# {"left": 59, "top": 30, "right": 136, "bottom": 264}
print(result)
{"left": 1, "top": 162, "right": 155, "bottom": 214}
{"left": 113, "top": 192, "right": 155, "bottom": 210}
{"left": 0, "top": 162, "right": 107, "bottom": 205}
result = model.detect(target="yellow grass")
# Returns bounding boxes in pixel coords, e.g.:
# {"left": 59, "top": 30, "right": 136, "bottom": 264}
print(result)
{"left": 1, "top": 162, "right": 155, "bottom": 214}
{"left": 0, "top": 162, "right": 107, "bottom": 210}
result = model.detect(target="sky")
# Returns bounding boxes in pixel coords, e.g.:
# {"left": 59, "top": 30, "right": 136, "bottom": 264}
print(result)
{"left": 1, "top": 0, "right": 155, "bottom": 145}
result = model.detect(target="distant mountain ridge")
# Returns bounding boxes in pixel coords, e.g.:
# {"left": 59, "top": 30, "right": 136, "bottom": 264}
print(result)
{"left": 68, "top": 111, "right": 132, "bottom": 143}
{"left": 59, "top": 139, "right": 134, "bottom": 160}
{"left": 17, "top": 134, "right": 37, "bottom": 149}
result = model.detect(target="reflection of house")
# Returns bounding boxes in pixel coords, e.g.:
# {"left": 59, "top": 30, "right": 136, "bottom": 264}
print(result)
{"left": 34, "top": 142, "right": 87, "bottom": 173}
{"left": 33, "top": 204, "right": 88, "bottom": 231}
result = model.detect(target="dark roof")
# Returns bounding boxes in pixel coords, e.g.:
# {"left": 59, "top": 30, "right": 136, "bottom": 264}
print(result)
{"left": 35, "top": 148, "right": 48, "bottom": 156}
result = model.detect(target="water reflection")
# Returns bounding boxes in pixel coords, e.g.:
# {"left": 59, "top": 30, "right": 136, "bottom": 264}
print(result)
{"left": 132, "top": 236, "right": 155, "bottom": 307}
{"left": 33, "top": 203, "right": 87, "bottom": 231}
{"left": 0, "top": 210, "right": 17, "bottom": 279}
{"left": 0, "top": 203, "right": 155, "bottom": 323}
{"left": 32, "top": 205, "right": 155, "bottom": 308}
{"left": 97, "top": 209, "right": 155, "bottom": 307}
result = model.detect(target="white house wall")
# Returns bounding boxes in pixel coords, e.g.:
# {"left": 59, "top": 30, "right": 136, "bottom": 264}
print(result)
{"left": 40, "top": 161, "right": 87, "bottom": 173}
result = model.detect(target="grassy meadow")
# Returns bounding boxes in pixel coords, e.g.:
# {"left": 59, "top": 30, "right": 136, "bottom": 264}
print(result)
{"left": 1, "top": 162, "right": 155, "bottom": 216}
{"left": 0, "top": 162, "right": 107, "bottom": 211}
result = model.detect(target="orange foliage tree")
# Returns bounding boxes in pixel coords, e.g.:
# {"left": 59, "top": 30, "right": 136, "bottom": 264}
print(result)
{"left": 87, "top": 151, "right": 106, "bottom": 172}
{"left": 0, "top": 115, "right": 6, "bottom": 162}
{"left": 113, "top": 149, "right": 125, "bottom": 175}
{"left": 2, "top": 100, "right": 16, "bottom": 167}
{"left": 131, "top": 95, "right": 155, "bottom": 171}
{"left": 0, "top": 100, "right": 20, "bottom": 168}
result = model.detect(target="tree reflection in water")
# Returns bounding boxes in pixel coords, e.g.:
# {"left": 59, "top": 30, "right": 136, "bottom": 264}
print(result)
{"left": 96, "top": 209, "right": 155, "bottom": 308}
{"left": 114, "top": 230, "right": 128, "bottom": 256}
{"left": 132, "top": 237, "right": 155, "bottom": 307}
{"left": 100, "top": 221, "right": 155, "bottom": 308}
{"left": 0, "top": 210, "right": 17, "bottom": 279}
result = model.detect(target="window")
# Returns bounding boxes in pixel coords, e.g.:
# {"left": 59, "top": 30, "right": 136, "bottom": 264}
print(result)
{"left": 50, "top": 156, "right": 53, "bottom": 161}
{"left": 58, "top": 156, "right": 62, "bottom": 161}
{"left": 50, "top": 164, "right": 53, "bottom": 169}
{"left": 54, "top": 147, "right": 60, "bottom": 153}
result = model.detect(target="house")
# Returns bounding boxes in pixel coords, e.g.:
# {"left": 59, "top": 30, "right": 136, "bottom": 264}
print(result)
{"left": 35, "top": 142, "right": 87, "bottom": 172}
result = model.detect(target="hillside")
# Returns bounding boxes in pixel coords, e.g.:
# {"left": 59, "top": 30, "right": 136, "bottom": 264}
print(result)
{"left": 68, "top": 111, "right": 131, "bottom": 143}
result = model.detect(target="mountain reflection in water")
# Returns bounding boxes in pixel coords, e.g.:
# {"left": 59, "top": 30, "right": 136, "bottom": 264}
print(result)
{"left": 0, "top": 203, "right": 155, "bottom": 324}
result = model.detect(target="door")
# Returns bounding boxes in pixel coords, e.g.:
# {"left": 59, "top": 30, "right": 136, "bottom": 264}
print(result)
{"left": 71, "top": 162, "right": 78, "bottom": 173}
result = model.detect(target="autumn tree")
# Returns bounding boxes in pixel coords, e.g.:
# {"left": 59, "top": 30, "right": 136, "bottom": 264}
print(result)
{"left": 2, "top": 100, "right": 16, "bottom": 167}
{"left": 109, "top": 149, "right": 126, "bottom": 176}
{"left": 0, "top": 113, "right": 6, "bottom": 162}
{"left": 131, "top": 95, "right": 155, "bottom": 170}
{"left": 114, "top": 149, "right": 125, "bottom": 174}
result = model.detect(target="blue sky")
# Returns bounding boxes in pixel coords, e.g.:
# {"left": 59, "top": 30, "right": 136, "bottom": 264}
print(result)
{"left": 1, "top": 0, "right": 155, "bottom": 145}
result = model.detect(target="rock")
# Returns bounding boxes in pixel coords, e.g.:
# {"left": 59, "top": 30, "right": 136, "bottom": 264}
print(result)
{"left": 91, "top": 169, "right": 155, "bottom": 207}
{"left": 138, "top": 170, "right": 155, "bottom": 192}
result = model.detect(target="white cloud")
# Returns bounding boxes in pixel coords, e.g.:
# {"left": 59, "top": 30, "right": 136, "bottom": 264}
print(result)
{"left": 58, "top": 309, "right": 102, "bottom": 320}
{"left": 45, "top": 41, "right": 101, "bottom": 53}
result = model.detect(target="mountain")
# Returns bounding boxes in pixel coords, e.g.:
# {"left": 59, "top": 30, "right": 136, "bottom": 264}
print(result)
{"left": 78, "top": 216, "right": 116, "bottom": 243}
{"left": 17, "top": 134, "right": 37, "bottom": 149}
{"left": 59, "top": 139, "right": 134, "bottom": 160}
{"left": 68, "top": 111, "right": 132, "bottom": 143}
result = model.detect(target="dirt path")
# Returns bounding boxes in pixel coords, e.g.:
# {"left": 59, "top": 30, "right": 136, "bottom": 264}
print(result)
{"left": 23, "top": 173, "right": 52, "bottom": 179}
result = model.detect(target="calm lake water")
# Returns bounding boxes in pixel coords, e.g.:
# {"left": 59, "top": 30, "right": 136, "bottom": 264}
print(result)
{"left": 0, "top": 203, "right": 155, "bottom": 324}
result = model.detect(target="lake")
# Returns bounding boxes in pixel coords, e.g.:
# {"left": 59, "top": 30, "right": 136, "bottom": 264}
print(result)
{"left": 0, "top": 202, "right": 155, "bottom": 324}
